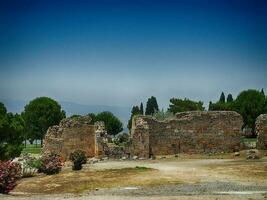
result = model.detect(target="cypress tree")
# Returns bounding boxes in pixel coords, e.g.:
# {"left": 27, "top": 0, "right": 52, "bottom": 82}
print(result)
{"left": 219, "top": 92, "right": 225, "bottom": 103}
{"left": 140, "top": 102, "right": 144, "bottom": 115}
{"left": 261, "top": 88, "right": 265, "bottom": 96}
{"left": 227, "top": 94, "right": 233, "bottom": 103}
{"left": 145, "top": 96, "right": 159, "bottom": 115}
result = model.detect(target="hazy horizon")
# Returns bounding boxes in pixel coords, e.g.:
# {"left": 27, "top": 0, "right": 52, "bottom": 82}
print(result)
{"left": 1, "top": 0, "right": 266, "bottom": 110}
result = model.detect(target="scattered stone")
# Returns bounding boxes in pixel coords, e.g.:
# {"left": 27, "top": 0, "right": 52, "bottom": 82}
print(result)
{"left": 132, "top": 156, "right": 138, "bottom": 160}
{"left": 174, "top": 154, "right": 179, "bottom": 157}
{"left": 234, "top": 152, "right": 240, "bottom": 156}
{"left": 246, "top": 149, "right": 260, "bottom": 160}
{"left": 99, "top": 156, "right": 108, "bottom": 161}
{"left": 89, "top": 158, "right": 100, "bottom": 164}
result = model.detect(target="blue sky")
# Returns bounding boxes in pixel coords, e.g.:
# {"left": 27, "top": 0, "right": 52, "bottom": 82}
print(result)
{"left": 0, "top": 0, "right": 266, "bottom": 109}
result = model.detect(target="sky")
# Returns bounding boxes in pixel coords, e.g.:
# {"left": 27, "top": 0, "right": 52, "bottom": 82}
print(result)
{"left": 0, "top": 0, "right": 267, "bottom": 109}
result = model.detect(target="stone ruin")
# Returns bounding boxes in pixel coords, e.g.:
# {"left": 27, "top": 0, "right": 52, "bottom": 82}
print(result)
{"left": 256, "top": 114, "right": 267, "bottom": 150}
{"left": 42, "top": 116, "right": 128, "bottom": 160}
{"left": 129, "top": 111, "right": 243, "bottom": 158}
{"left": 43, "top": 111, "right": 246, "bottom": 160}
{"left": 42, "top": 116, "right": 108, "bottom": 160}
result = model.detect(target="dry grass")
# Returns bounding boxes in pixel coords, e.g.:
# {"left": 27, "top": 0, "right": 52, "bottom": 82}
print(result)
{"left": 13, "top": 166, "right": 167, "bottom": 194}
{"left": 204, "top": 159, "right": 267, "bottom": 182}
{"left": 12, "top": 156, "right": 267, "bottom": 196}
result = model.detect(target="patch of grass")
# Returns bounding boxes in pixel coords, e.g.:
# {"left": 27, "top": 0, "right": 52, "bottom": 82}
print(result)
{"left": 22, "top": 144, "right": 42, "bottom": 154}
{"left": 242, "top": 137, "right": 257, "bottom": 143}
{"left": 135, "top": 166, "right": 150, "bottom": 171}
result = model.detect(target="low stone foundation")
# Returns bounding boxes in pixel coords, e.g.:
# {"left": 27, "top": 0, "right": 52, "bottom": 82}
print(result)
{"left": 130, "top": 111, "right": 243, "bottom": 158}
{"left": 256, "top": 114, "right": 267, "bottom": 150}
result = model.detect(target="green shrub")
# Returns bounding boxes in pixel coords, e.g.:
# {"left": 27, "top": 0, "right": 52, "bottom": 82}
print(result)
{"left": 30, "top": 158, "right": 43, "bottom": 173}
{"left": 69, "top": 150, "right": 87, "bottom": 170}
{"left": 0, "top": 160, "right": 22, "bottom": 194}
{"left": 19, "top": 153, "right": 41, "bottom": 177}
{"left": 41, "top": 153, "right": 63, "bottom": 175}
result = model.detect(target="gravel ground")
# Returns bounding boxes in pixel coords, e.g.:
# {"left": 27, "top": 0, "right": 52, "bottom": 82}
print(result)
{"left": 1, "top": 182, "right": 267, "bottom": 200}
{"left": 1, "top": 157, "right": 266, "bottom": 200}
{"left": 88, "top": 181, "right": 267, "bottom": 196}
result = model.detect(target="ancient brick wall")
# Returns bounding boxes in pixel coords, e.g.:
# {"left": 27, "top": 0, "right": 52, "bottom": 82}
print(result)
{"left": 43, "top": 116, "right": 97, "bottom": 160}
{"left": 130, "top": 111, "right": 243, "bottom": 158}
{"left": 256, "top": 114, "right": 267, "bottom": 150}
{"left": 130, "top": 117, "right": 150, "bottom": 158}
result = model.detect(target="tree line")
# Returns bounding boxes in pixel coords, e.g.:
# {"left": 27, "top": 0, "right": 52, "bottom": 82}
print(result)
{"left": 128, "top": 89, "right": 267, "bottom": 136}
{"left": 0, "top": 97, "right": 123, "bottom": 160}
{"left": 1, "top": 88, "right": 266, "bottom": 160}
{"left": 209, "top": 89, "right": 267, "bottom": 135}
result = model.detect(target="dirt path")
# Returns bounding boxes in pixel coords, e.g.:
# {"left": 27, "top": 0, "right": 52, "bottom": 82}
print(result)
{"left": 1, "top": 157, "right": 267, "bottom": 200}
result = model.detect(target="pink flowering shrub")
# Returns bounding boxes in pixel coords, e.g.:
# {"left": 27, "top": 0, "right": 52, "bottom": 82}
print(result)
{"left": 0, "top": 161, "right": 22, "bottom": 194}
{"left": 41, "top": 153, "right": 63, "bottom": 175}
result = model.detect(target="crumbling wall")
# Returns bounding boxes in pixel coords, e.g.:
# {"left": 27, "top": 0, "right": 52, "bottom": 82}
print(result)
{"left": 130, "top": 117, "right": 150, "bottom": 158}
{"left": 130, "top": 111, "right": 243, "bottom": 158}
{"left": 256, "top": 114, "right": 267, "bottom": 150}
{"left": 94, "top": 121, "right": 109, "bottom": 157}
{"left": 43, "top": 116, "right": 123, "bottom": 160}
{"left": 43, "top": 116, "right": 97, "bottom": 160}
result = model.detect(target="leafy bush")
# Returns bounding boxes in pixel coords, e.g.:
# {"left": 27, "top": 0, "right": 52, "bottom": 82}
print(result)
{"left": 18, "top": 153, "right": 39, "bottom": 177}
{"left": 30, "top": 158, "right": 43, "bottom": 173}
{"left": 41, "top": 153, "right": 63, "bottom": 175}
{"left": 114, "top": 133, "right": 129, "bottom": 146}
{"left": 152, "top": 110, "right": 174, "bottom": 121}
{"left": 69, "top": 150, "right": 87, "bottom": 170}
{"left": 0, "top": 160, "right": 22, "bottom": 194}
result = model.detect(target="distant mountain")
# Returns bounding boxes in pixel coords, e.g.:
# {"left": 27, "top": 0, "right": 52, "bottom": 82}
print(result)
{"left": 0, "top": 99, "right": 131, "bottom": 129}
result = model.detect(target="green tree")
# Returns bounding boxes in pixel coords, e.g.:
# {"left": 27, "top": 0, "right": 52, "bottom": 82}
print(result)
{"left": 219, "top": 92, "right": 225, "bottom": 103}
{"left": 227, "top": 94, "right": 233, "bottom": 103}
{"left": 209, "top": 92, "right": 234, "bottom": 111}
{"left": 95, "top": 111, "right": 123, "bottom": 135}
{"left": 0, "top": 103, "right": 25, "bottom": 160}
{"left": 261, "top": 88, "right": 265, "bottom": 96}
{"left": 22, "top": 97, "right": 65, "bottom": 145}
{"left": 168, "top": 98, "right": 204, "bottom": 114}
{"left": 140, "top": 102, "right": 144, "bottom": 115}
{"left": 127, "top": 106, "right": 141, "bottom": 130}
{"left": 87, "top": 113, "right": 96, "bottom": 124}
{"left": 145, "top": 96, "right": 159, "bottom": 115}
{"left": 208, "top": 101, "right": 233, "bottom": 111}
{"left": 234, "top": 89, "right": 266, "bottom": 135}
